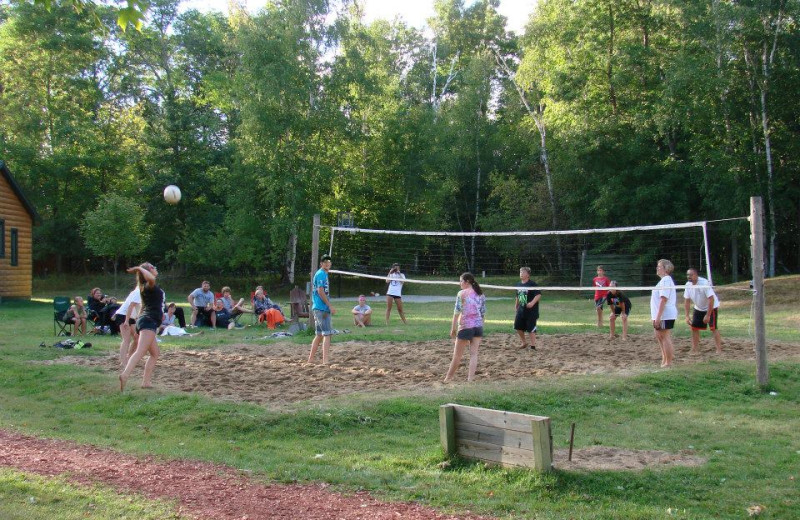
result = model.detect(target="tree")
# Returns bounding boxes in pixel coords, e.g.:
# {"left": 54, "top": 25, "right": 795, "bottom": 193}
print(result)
{"left": 22, "top": 0, "right": 148, "bottom": 31}
{"left": 80, "top": 193, "right": 152, "bottom": 288}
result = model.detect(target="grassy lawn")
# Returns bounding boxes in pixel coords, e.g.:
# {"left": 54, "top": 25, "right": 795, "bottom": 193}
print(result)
{"left": 0, "top": 276, "right": 798, "bottom": 519}
{"left": 0, "top": 469, "right": 182, "bottom": 520}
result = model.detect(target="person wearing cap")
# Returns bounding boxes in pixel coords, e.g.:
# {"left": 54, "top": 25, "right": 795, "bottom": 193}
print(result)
{"left": 308, "top": 254, "right": 336, "bottom": 364}
{"left": 352, "top": 295, "right": 372, "bottom": 327}
{"left": 385, "top": 263, "right": 408, "bottom": 325}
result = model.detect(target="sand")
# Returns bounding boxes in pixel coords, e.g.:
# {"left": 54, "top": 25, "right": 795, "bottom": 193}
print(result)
{"left": 53, "top": 332, "right": 800, "bottom": 407}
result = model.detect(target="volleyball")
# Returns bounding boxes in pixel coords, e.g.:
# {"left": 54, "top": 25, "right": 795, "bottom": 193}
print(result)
{"left": 163, "top": 185, "right": 181, "bottom": 204}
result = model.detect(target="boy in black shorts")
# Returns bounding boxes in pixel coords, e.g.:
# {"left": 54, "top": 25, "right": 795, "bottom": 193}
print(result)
{"left": 514, "top": 267, "right": 542, "bottom": 350}
{"left": 605, "top": 281, "right": 632, "bottom": 340}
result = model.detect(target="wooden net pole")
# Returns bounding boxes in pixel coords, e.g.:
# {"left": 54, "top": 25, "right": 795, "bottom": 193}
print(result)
{"left": 750, "top": 197, "right": 769, "bottom": 387}
{"left": 309, "top": 214, "right": 320, "bottom": 331}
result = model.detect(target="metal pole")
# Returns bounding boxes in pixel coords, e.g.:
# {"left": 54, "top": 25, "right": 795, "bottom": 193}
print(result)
{"left": 309, "top": 214, "right": 320, "bottom": 331}
{"left": 750, "top": 197, "right": 769, "bottom": 387}
{"left": 702, "top": 221, "right": 713, "bottom": 285}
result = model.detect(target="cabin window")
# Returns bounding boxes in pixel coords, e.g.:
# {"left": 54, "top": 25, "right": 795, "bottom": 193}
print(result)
{"left": 0, "top": 219, "right": 4, "bottom": 258}
{"left": 10, "top": 228, "right": 18, "bottom": 266}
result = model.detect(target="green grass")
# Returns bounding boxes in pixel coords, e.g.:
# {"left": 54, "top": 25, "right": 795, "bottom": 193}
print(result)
{"left": 1, "top": 277, "right": 798, "bottom": 519}
{"left": 0, "top": 469, "right": 183, "bottom": 519}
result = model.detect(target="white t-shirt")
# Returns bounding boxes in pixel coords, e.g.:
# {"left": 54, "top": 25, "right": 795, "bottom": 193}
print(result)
{"left": 114, "top": 288, "right": 142, "bottom": 318}
{"left": 387, "top": 272, "right": 405, "bottom": 297}
{"left": 650, "top": 275, "right": 677, "bottom": 321}
{"left": 684, "top": 276, "right": 719, "bottom": 312}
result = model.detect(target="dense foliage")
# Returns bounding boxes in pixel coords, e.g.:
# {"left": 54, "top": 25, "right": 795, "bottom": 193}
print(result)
{"left": 1, "top": 0, "right": 797, "bottom": 281}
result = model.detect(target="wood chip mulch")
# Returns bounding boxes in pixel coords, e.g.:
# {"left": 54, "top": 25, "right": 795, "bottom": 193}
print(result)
{"left": 0, "top": 429, "right": 489, "bottom": 520}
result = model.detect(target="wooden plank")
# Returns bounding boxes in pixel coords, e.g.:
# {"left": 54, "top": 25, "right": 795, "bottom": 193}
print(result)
{"left": 456, "top": 438, "right": 536, "bottom": 468}
{"left": 530, "top": 418, "right": 553, "bottom": 471}
{"left": 456, "top": 424, "right": 534, "bottom": 451}
{"left": 439, "top": 404, "right": 456, "bottom": 456}
{"left": 453, "top": 404, "right": 548, "bottom": 433}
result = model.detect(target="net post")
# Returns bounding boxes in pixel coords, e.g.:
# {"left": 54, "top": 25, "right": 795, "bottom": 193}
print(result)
{"left": 309, "top": 214, "right": 320, "bottom": 331}
{"left": 702, "top": 222, "right": 713, "bottom": 284}
{"left": 749, "top": 197, "right": 769, "bottom": 387}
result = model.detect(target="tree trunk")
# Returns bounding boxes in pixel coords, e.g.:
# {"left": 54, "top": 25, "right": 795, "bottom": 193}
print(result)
{"left": 113, "top": 256, "right": 118, "bottom": 292}
{"left": 286, "top": 228, "right": 297, "bottom": 285}
{"left": 493, "top": 50, "right": 563, "bottom": 268}
{"left": 607, "top": 3, "right": 618, "bottom": 115}
{"left": 471, "top": 131, "right": 481, "bottom": 272}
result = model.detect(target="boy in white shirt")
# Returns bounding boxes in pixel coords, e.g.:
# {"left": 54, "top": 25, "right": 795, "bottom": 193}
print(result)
{"left": 684, "top": 268, "right": 722, "bottom": 354}
{"left": 352, "top": 295, "right": 372, "bottom": 327}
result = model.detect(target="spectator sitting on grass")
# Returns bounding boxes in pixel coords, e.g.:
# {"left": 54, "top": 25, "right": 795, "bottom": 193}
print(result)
{"left": 160, "top": 303, "right": 204, "bottom": 337}
{"left": 352, "top": 295, "right": 372, "bottom": 327}
{"left": 214, "top": 299, "right": 237, "bottom": 330}
{"left": 221, "top": 286, "right": 251, "bottom": 322}
{"left": 187, "top": 280, "right": 216, "bottom": 328}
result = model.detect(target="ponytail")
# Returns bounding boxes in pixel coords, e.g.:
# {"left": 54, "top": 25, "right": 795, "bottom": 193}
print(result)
{"left": 460, "top": 272, "right": 483, "bottom": 296}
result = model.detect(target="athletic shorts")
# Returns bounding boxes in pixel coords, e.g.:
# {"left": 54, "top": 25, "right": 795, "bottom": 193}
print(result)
{"left": 388, "top": 295, "right": 402, "bottom": 300}
{"left": 594, "top": 297, "right": 606, "bottom": 308}
{"left": 691, "top": 308, "right": 718, "bottom": 331}
{"left": 136, "top": 315, "right": 161, "bottom": 333}
{"left": 457, "top": 326, "right": 483, "bottom": 340}
{"left": 654, "top": 319, "right": 675, "bottom": 330}
{"left": 612, "top": 303, "right": 631, "bottom": 316}
{"left": 514, "top": 312, "right": 538, "bottom": 333}
{"left": 313, "top": 309, "right": 333, "bottom": 336}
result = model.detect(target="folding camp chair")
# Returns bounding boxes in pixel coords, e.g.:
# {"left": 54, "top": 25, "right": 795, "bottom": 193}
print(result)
{"left": 53, "top": 296, "right": 73, "bottom": 336}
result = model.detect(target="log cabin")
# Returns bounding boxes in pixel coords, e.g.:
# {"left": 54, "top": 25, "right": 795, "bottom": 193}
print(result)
{"left": 0, "top": 160, "right": 40, "bottom": 300}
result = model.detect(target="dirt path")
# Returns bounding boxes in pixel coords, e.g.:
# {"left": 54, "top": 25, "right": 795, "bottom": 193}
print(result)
{"left": 0, "top": 429, "right": 488, "bottom": 519}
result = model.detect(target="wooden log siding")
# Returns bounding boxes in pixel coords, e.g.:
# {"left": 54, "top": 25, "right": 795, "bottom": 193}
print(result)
{"left": 0, "top": 168, "right": 34, "bottom": 299}
{"left": 439, "top": 404, "right": 553, "bottom": 471}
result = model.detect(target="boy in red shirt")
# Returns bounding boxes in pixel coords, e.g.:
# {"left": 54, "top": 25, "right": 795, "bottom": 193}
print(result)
{"left": 593, "top": 265, "right": 611, "bottom": 327}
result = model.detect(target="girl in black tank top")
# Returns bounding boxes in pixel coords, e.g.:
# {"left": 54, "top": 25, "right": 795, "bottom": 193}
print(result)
{"left": 119, "top": 263, "right": 163, "bottom": 392}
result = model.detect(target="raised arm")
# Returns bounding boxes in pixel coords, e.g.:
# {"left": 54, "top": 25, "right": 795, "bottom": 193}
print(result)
{"left": 126, "top": 264, "right": 156, "bottom": 287}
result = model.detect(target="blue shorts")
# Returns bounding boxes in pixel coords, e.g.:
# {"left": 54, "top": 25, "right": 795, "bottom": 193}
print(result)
{"left": 136, "top": 315, "right": 161, "bottom": 333}
{"left": 313, "top": 309, "right": 333, "bottom": 336}
{"left": 457, "top": 326, "right": 483, "bottom": 340}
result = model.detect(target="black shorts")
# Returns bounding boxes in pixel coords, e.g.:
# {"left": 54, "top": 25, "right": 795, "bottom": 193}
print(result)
{"left": 691, "top": 308, "right": 718, "bottom": 331}
{"left": 114, "top": 314, "right": 137, "bottom": 327}
{"left": 196, "top": 307, "right": 214, "bottom": 326}
{"left": 136, "top": 315, "right": 161, "bottom": 333}
{"left": 655, "top": 319, "right": 675, "bottom": 330}
{"left": 612, "top": 303, "right": 631, "bottom": 316}
{"left": 388, "top": 295, "right": 402, "bottom": 300}
{"left": 456, "top": 326, "right": 483, "bottom": 340}
{"left": 514, "top": 312, "right": 538, "bottom": 333}
{"left": 594, "top": 297, "right": 606, "bottom": 308}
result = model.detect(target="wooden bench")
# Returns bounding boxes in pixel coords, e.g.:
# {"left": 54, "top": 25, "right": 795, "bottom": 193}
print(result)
{"left": 439, "top": 403, "right": 553, "bottom": 471}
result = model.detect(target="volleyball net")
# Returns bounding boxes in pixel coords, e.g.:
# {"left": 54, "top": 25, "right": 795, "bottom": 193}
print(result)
{"left": 318, "top": 218, "right": 751, "bottom": 294}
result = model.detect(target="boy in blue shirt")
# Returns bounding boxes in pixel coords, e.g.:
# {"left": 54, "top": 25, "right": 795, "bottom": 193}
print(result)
{"left": 308, "top": 254, "right": 336, "bottom": 364}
